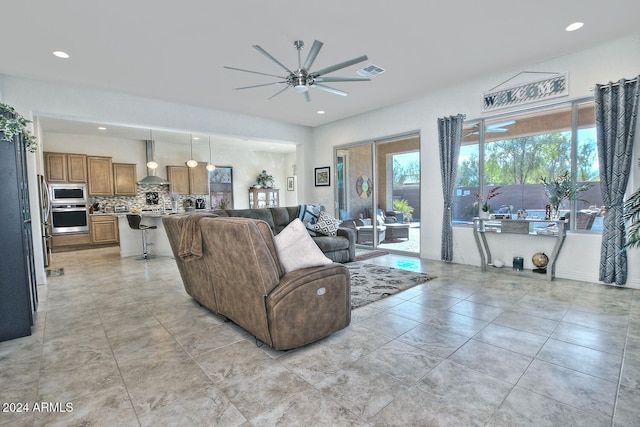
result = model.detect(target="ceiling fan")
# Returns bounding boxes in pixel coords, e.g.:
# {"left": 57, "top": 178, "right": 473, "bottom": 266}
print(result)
{"left": 466, "top": 120, "right": 516, "bottom": 136}
{"left": 224, "top": 40, "right": 370, "bottom": 102}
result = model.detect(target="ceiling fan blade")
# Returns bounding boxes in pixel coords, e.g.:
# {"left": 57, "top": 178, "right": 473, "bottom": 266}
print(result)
{"left": 253, "top": 44, "right": 294, "bottom": 75}
{"left": 311, "top": 55, "right": 368, "bottom": 77}
{"left": 303, "top": 91, "right": 310, "bottom": 103}
{"left": 266, "top": 85, "right": 290, "bottom": 101}
{"left": 313, "top": 84, "right": 348, "bottom": 96}
{"left": 302, "top": 40, "right": 323, "bottom": 71}
{"left": 314, "top": 76, "right": 371, "bottom": 82}
{"left": 234, "top": 82, "right": 282, "bottom": 90}
{"left": 223, "top": 66, "right": 283, "bottom": 79}
{"left": 487, "top": 120, "right": 516, "bottom": 129}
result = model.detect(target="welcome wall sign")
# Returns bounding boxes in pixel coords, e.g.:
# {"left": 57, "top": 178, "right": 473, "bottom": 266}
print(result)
{"left": 482, "top": 72, "right": 569, "bottom": 112}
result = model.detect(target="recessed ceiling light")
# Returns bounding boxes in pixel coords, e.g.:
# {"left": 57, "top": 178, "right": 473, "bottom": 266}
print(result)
{"left": 97, "top": 126, "right": 107, "bottom": 130}
{"left": 565, "top": 22, "right": 584, "bottom": 32}
{"left": 317, "top": 110, "right": 325, "bottom": 115}
{"left": 193, "top": 137, "right": 200, "bottom": 140}
{"left": 53, "top": 51, "right": 70, "bottom": 59}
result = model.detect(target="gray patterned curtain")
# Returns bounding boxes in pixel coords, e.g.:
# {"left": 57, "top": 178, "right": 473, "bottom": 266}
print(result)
{"left": 595, "top": 76, "right": 640, "bottom": 285}
{"left": 438, "top": 114, "right": 465, "bottom": 262}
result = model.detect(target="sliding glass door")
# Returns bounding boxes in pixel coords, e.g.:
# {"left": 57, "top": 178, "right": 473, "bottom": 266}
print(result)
{"left": 336, "top": 133, "right": 420, "bottom": 254}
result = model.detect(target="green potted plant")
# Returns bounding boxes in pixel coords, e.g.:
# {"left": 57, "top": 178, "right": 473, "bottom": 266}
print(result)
{"left": 540, "top": 171, "right": 591, "bottom": 219}
{"left": 256, "top": 170, "right": 274, "bottom": 188}
{"left": 624, "top": 187, "right": 640, "bottom": 250}
{"left": 392, "top": 198, "right": 414, "bottom": 223}
{"left": 0, "top": 102, "right": 38, "bottom": 153}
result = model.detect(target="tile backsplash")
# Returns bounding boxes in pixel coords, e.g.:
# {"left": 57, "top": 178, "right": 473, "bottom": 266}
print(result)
{"left": 89, "top": 184, "right": 209, "bottom": 212}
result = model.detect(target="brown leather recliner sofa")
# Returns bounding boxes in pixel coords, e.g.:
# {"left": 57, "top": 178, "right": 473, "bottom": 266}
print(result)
{"left": 211, "top": 206, "right": 355, "bottom": 263}
{"left": 163, "top": 214, "right": 351, "bottom": 350}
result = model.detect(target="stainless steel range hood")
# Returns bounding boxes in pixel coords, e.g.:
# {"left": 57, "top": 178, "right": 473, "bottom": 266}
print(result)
{"left": 138, "top": 140, "right": 170, "bottom": 185}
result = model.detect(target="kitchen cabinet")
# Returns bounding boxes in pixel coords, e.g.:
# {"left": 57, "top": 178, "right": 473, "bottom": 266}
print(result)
{"left": 167, "top": 164, "right": 209, "bottom": 195}
{"left": 189, "top": 162, "right": 209, "bottom": 195}
{"left": 1, "top": 114, "right": 38, "bottom": 341}
{"left": 87, "top": 156, "right": 114, "bottom": 196}
{"left": 44, "top": 152, "right": 87, "bottom": 183}
{"left": 90, "top": 215, "right": 119, "bottom": 244}
{"left": 51, "top": 232, "right": 91, "bottom": 250}
{"left": 167, "top": 166, "right": 190, "bottom": 194}
{"left": 249, "top": 188, "right": 279, "bottom": 208}
{"left": 113, "top": 163, "right": 137, "bottom": 196}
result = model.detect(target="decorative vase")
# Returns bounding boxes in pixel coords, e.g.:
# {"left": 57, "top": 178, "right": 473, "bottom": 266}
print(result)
{"left": 550, "top": 204, "right": 561, "bottom": 220}
{"left": 479, "top": 210, "right": 490, "bottom": 219}
{"left": 171, "top": 200, "right": 178, "bottom": 213}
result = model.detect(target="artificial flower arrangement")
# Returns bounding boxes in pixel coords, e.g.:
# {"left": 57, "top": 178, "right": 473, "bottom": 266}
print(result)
{"left": 475, "top": 186, "right": 502, "bottom": 212}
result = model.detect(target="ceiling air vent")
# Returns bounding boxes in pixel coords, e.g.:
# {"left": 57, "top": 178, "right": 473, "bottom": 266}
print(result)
{"left": 357, "top": 64, "right": 385, "bottom": 77}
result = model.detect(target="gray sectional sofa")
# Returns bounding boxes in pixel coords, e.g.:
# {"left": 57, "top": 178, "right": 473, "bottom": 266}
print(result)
{"left": 210, "top": 206, "right": 355, "bottom": 263}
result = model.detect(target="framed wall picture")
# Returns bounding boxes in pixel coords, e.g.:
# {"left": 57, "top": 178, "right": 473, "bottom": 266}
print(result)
{"left": 314, "top": 167, "right": 330, "bottom": 186}
{"left": 287, "top": 176, "right": 295, "bottom": 191}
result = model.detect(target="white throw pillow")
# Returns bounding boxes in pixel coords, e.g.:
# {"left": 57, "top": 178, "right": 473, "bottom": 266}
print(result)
{"left": 274, "top": 218, "right": 333, "bottom": 273}
{"left": 314, "top": 211, "right": 341, "bottom": 236}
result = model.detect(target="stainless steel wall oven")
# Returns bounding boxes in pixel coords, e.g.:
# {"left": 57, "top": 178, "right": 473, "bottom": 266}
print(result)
{"left": 50, "top": 205, "right": 89, "bottom": 234}
{"left": 49, "top": 183, "right": 88, "bottom": 234}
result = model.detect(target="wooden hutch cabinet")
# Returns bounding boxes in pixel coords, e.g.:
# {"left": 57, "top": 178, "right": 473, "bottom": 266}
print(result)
{"left": 249, "top": 188, "right": 279, "bottom": 208}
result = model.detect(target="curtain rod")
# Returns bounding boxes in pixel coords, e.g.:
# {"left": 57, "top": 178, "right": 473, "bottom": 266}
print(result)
{"left": 591, "top": 76, "right": 639, "bottom": 91}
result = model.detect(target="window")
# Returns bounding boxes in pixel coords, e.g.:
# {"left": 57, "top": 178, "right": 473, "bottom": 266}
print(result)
{"left": 453, "top": 100, "right": 603, "bottom": 231}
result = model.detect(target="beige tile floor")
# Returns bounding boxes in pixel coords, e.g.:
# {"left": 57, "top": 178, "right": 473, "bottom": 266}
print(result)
{"left": 1, "top": 247, "right": 639, "bottom": 426}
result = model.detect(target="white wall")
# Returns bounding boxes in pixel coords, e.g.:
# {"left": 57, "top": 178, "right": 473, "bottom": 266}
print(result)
{"left": 311, "top": 34, "right": 640, "bottom": 287}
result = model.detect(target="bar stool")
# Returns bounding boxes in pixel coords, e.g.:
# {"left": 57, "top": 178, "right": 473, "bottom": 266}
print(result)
{"left": 126, "top": 214, "right": 157, "bottom": 260}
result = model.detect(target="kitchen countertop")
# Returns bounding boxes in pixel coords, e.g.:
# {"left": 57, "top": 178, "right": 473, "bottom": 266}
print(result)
{"left": 90, "top": 210, "right": 211, "bottom": 217}
{"left": 113, "top": 210, "right": 213, "bottom": 258}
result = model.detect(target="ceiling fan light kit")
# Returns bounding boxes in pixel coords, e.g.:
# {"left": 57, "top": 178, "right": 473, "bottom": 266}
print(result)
{"left": 225, "top": 39, "right": 371, "bottom": 102}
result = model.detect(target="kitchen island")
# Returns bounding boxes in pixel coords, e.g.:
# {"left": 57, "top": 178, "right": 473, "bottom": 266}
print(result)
{"left": 116, "top": 212, "right": 175, "bottom": 258}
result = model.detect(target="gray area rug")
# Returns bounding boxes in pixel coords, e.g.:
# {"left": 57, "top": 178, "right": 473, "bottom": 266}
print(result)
{"left": 346, "top": 262, "right": 437, "bottom": 310}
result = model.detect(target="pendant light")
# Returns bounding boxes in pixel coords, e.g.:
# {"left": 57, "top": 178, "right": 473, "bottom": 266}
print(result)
{"left": 186, "top": 133, "right": 198, "bottom": 168}
{"left": 146, "top": 129, "right": 158, "bottom": 170}
{"left": 206, "top": 136, "right": 216, "bottom": 171}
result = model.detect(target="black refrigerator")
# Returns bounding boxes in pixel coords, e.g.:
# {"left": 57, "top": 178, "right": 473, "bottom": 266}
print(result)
{"left": 0, "top": 111, "right": 38, "bottom": 342}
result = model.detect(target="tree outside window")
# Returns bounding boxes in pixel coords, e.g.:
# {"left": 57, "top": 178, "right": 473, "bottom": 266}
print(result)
{"left": 453, "top": 100, "right": 603, "bottom": 231}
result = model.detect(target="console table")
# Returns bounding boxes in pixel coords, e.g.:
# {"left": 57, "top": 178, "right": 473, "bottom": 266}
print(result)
{"left": 473, "top": 218, "right": 567, "bottom": 281}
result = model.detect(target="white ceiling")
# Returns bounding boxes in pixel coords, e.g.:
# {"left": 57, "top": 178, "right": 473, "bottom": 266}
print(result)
{"left": 3, "top": 1, "right": 640, "bottom": 138}
{"left": 36, "top": 116, "right": 298, "bottom": 153}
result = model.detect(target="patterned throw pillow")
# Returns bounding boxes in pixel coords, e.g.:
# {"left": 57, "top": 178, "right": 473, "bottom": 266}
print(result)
{"left": 314, "top": 211, "right": 341, "bottom": 236}
{"left": 297, "top": 204, "right": 322, "bottom": 236}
